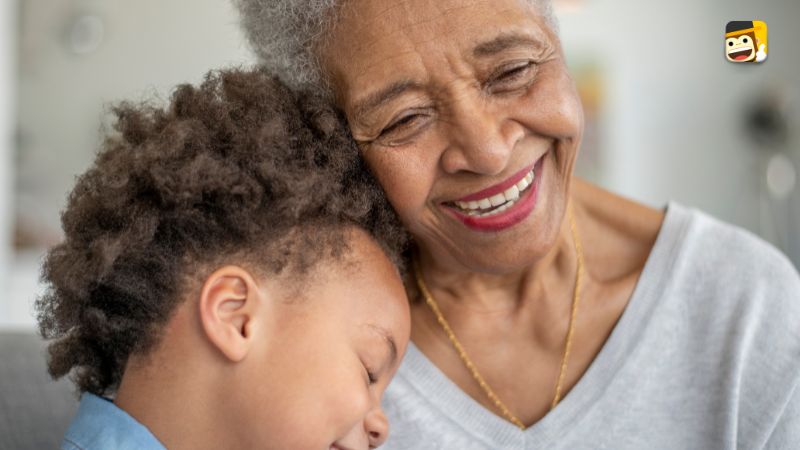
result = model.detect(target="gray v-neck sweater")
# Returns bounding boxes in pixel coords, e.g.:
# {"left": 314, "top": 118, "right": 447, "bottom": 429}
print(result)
{"left": 381, "top": 202, "right": 800, "bottom": 449}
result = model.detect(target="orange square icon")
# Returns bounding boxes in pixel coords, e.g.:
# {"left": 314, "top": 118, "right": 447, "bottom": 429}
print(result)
{"left": 726, "top": 21, "right": 768, "bottom": 63}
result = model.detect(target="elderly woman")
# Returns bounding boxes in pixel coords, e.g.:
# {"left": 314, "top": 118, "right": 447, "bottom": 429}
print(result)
{"left": 235, "top": 1, "right": 800, "bottom": 448}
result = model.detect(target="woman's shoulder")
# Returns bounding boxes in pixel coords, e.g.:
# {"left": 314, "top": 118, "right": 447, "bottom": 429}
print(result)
{"left": 651, "top": 201, "right": 800, "bottom": 366}
{"left": 575, "top": 185, "right": 800, "bottom": 444}
{"left": 573, "top": 178, "right": 799, "bottom": 298}
{"left": 659, "top": 202, "right": 800, "bottom": 444}
{"left": 575, "top": 180, "right": 800, "bottom": 360}
{"left": 667, "top": 201, "right": 799, "bottom": 299}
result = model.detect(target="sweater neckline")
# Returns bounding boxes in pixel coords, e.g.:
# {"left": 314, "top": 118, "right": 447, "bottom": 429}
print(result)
{"left": 396, "top": 201, "right": 693, "bottom": 447}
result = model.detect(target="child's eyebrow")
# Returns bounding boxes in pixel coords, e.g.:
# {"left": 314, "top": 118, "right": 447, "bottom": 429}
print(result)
{"left": 367, "top": 324, "right": 398, "bottom": 370}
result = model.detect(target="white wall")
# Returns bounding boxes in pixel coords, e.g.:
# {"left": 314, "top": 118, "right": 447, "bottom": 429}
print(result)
{"left": 558, "top": 0, "right": 800, "bottom": 248}
{"left": 16, "top": 0, "right": 255, "bottom": 235}
{"left": 4, "top": 0, "right": 798, "bottom": 329}
{"left": 3, "top": 0, "right": 254, "bottom": 329}
{"left": 0, "top": 1, "right": 17, "bottom": 322}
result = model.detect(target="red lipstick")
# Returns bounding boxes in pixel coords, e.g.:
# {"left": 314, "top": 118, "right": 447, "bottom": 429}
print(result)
{"left": 444, "top": 154, "right": 545, "bottom": 232}
{"left": 456, "top": 162, "right": 536, "bottom": 202}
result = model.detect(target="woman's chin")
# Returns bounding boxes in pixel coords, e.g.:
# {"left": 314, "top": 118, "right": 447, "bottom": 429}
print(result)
{"left": 433, "top": 217, "right": 564, "bottom": 275}
{"left": 434, "top": 159, "right": 566, "bottom": 273}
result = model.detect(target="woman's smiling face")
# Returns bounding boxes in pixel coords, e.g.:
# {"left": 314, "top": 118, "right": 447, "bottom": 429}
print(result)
{"left": 323, "top": 0, "right": 584, "bottom": 273}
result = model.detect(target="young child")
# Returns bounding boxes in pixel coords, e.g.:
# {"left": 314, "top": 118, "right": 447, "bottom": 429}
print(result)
{"left": 36, "top": 68, "right": 410, "bottom": 450}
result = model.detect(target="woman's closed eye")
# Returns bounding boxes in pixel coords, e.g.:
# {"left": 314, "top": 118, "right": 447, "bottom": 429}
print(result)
{"left": 376, "top": 109, "right": 434, "bottom": 146}
{"left": 370, "top": 62, "right": 536, "bottom": 145}
{"left": 486, "top": 61, "right": 537, "bottom": 93}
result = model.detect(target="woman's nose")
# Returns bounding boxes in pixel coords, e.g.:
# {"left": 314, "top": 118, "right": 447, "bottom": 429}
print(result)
{"left": 364, "top": 408, "right": 389, "bottom": 448}
{"left": 439, "top": 93, "right": 521, "bottom": 176}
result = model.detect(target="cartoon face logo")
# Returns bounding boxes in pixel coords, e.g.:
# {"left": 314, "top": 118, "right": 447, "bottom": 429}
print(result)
{"left": 726, "top": 21, "right": 768, "bottom": 63}
{"left": 726, "top": 34, "right": 756, "bottom": 62}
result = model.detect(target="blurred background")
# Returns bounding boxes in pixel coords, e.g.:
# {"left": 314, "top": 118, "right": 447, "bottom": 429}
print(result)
{"left": 1, "top": 0, "right": 799, "bottom": 329}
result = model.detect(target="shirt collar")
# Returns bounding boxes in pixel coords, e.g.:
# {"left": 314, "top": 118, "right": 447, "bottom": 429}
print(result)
{"left": 63, "top": 393, "right": 166, "bottom": 450}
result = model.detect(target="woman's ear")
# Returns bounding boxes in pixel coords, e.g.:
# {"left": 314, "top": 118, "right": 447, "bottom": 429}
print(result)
{"left": 198, "top": 265, "right": 266, "bottom": 362}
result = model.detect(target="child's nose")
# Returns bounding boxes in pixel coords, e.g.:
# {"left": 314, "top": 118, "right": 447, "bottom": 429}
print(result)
{"left": 365, "top": 408, "right": 389, "bottom": 448}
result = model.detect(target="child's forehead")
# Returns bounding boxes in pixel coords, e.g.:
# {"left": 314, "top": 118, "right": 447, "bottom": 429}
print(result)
{"left": 305, "top": 254, "right": 409, "bottom": 362}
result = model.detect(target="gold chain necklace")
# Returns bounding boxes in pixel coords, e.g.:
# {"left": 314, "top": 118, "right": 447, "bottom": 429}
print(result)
{"left": 413, "top": 205, "right": 584, "bottom": 430}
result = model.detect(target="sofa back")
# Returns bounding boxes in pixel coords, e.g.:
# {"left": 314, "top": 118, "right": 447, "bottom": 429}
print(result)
{"left": 0, "top": 332, "right": 77, "bottom": 449}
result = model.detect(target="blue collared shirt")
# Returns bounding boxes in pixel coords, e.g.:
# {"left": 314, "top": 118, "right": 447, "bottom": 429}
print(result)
{"left": 62, "top": 393, "right": 166, "bottom": 450}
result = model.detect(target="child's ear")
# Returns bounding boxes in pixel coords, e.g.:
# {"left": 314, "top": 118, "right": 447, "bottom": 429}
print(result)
{"left": 198, "top": 265, "right": 266, "bottom": 362}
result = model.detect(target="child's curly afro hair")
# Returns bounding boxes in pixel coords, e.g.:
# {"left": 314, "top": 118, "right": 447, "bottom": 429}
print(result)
{"left": 35, "top": 67, "right": 407, "bottom": 396}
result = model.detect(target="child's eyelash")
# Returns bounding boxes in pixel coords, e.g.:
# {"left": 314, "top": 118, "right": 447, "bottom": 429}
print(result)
{"left": 367, "top": 370, "right": 378, "bottom": 385}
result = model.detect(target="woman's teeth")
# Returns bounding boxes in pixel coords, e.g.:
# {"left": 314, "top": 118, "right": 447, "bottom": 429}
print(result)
{"left": 453, "top": 169, "right": 535, "bottom": 217}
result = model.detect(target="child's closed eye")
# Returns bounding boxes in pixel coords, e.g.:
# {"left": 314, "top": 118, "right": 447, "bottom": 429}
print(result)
{"left": 362, "top": 363, "right": 379, "bottom": 385}
{"left": 367, "top": 370, "right": 379, "bottom": 385}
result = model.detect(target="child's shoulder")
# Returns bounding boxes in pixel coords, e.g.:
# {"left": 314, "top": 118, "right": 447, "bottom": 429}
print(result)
{"left": 62, "top": 394, "right": 165, "bottom": 450}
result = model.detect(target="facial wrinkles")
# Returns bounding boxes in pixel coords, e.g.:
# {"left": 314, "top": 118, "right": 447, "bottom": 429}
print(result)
{"left": 351, "top": 88, "right": 428, "bottom": 140}
{"left": 420, "top": 213, "right": 509, "bottom": 273}
{"left": 327, "top": 0, "right": 583, "bottom": 276}
{"left": 412, "top": 199, "right": 476, "bottom": 270}
{"left": 360, "top": 40, "right": 543, "bottom": 184}
{"left": 333, "top": 0, "right": 557, "bottom": 112}
{"left": 333, "top": 0, "right": 426, "bottom": 90}
{"left": 412, "top": 109, "right": 557, "bottom": 272}
{"left": 338, "top": 0, "right": 486, "bottom": 108}
{"left": 422, "top": 40, "right": 552, "bottom": 184}
{"left": 350, "top": 30, "right": 557, "bottom": 150}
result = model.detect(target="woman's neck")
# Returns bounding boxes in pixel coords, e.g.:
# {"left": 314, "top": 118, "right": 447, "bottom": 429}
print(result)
{"left": 415, "top": 199, "right": 581, "bottom": 315}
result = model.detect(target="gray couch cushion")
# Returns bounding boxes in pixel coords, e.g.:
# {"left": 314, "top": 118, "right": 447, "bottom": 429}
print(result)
{"left": 0, "top": 332, "right": 78, "bottom": 449}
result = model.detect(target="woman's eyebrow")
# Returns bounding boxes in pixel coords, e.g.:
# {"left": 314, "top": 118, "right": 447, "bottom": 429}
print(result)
{"left": 351, "top": 79, "right": 422, "bottom": 122}
{"left": 472, "top": 32, "right": 544, "bottom": 58}
{"left": 350, "top": 34, "right": 546, "bottom": 122}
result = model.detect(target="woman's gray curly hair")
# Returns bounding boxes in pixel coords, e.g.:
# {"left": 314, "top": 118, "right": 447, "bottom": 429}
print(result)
{"left": 234, "top": 0, "right": 556, "bottom": 98}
